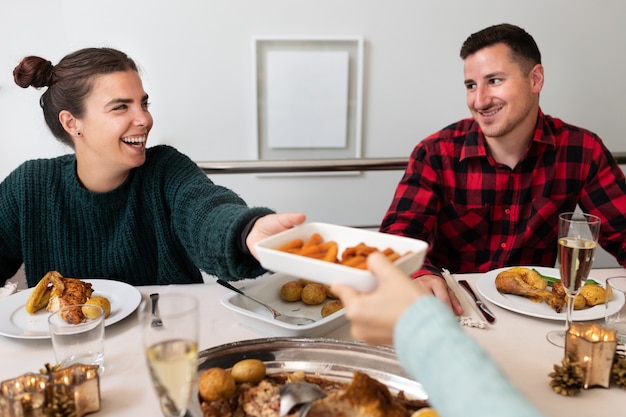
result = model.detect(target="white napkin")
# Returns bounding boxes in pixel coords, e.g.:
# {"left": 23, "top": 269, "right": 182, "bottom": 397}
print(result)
{"left": 441, "top": 269, "right": 488, "bottom": 329}
{"left": 0, "top": 281, "right": 18, "bottom": 299}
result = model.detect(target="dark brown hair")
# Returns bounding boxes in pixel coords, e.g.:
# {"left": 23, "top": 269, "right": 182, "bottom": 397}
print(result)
{"left": 460, "top": 24, "right": 542, "bottom": 74}
{"left": 13, "top": 48, "right": 138, "bottom": 148}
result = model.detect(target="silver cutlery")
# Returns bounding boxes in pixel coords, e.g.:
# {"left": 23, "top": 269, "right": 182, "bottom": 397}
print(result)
{"left": 279, "top": 381, "right": 327, "bottom": 417}
{"left": 149, "top": 293, "right": 163, "bottom": 327}
{"left": 216, "top": 279, "right": 316, "bottom": 326}
{"left": 458, "top": 280, "right": 496, "bottom": 324}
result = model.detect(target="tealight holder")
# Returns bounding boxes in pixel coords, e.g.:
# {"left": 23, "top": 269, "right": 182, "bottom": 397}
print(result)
{"left": 0, "top": 373, "right": 48, "bottom": 417}
{"left": 0, "top": 364, "right": 100, "bottom": 417}
{"left": 565, "top": 322, "right": 617, "bottom": 389}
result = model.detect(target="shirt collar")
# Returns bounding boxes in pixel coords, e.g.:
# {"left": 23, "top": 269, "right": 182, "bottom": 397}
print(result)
{"left": 459, "top": 108, "right": 554, "bottom": 162}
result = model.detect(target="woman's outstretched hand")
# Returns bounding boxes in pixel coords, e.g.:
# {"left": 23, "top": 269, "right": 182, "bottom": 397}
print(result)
{"left": 331, "top": 251, "right": 427, "bottom": 345}
{"left": 246, "top": 213, "right": 306, "bottom": 259}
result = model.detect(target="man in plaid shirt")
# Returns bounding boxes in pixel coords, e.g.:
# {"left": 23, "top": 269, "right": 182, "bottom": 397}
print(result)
{"left": 380, "top": 23, "right": 626, "bottom": 314}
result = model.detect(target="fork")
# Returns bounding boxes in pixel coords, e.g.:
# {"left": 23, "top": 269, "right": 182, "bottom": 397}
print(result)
{"left": 149, "top": 293, "right": 163, "bottom": 327}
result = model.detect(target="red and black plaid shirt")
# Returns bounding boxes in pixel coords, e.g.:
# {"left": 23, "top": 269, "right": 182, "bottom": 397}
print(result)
{"left": 380, "top": 109, "right": 626, "bottom": 277}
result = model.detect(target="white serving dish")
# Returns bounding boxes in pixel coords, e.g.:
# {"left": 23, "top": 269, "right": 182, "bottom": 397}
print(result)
{"left": 220, "top": 272, "right": 348, "bottom": 337}
{"left": 254, "top": 222, "right": 428, "bottom": 292}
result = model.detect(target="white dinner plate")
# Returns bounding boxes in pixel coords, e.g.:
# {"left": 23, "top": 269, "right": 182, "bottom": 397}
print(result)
{"left": 475, "top": 266, "right": 626, "bottom": 321}
{"left": 0, "top": 279, "right": 142, "bottom": 339}
{"left": 220, "top": 272, "right": 347, "bottom": 337}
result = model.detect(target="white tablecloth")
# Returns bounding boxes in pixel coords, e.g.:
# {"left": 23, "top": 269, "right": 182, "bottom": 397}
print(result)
{"left": 1, "top": 268, "right": 625, "bottom": 417}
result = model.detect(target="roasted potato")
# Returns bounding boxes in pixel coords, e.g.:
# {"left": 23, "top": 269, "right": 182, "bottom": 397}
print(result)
{"left": 580, "top": 284, "right": 607, "bottom": 306}
{"left": 324, "top": 284, "right": 337, "bottom": 299}
{"left": 84, "top": 296, "right": 111, "bottom": 318}
{"left": 230, "top": 359, "right": 266, "bottom": 384}
{"left": 321, "top": 300, "right": 343, "bottom": 317}
{"left": 301, "top": 283, "right": 327, "bottom": 305}
{"left": 198, "top": 367, "right": 236, "bottom": 402}
{"left": 573, "top": 294, "right": 586, "bottom": 310}
{"left": 280, "top": 281, "right": 304, "bottom": 302}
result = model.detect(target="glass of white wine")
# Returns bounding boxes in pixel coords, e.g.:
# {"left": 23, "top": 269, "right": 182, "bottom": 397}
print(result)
{"left": 140, "top": 293, "right": 199, "bottom": 417}
{"left": 546, "top": 212, "right": 601, "bottom": 347}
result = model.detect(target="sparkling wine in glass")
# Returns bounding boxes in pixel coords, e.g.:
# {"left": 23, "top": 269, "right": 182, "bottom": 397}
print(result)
{"left": 546, "top": 212, "right": 601, "bottom": 347}
{"left": 141, "top": 293, "right": 199, "bottom": 417}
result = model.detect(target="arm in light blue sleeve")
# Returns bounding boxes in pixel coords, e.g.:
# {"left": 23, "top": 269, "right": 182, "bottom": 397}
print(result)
{"left": 394, "top": 296, "right": 546, "bottom": 417}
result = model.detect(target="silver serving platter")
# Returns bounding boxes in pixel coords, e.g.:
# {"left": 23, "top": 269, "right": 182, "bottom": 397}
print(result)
{"left": 189, "top": 337, "right": 428, "bottom": 417}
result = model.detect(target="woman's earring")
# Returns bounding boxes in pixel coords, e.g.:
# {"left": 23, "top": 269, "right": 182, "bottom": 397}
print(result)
{"left": 76, "top": 132, "right": 81, "bottom": 136}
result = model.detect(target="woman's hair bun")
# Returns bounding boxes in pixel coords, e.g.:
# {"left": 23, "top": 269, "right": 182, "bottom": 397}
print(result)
{"left": 13, "top": 56, "right": 54, "bottom": 89}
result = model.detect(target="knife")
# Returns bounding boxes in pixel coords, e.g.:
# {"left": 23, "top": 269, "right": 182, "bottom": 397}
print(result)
{"left": 458, "top": 280, "right": 496, "bottom": 324}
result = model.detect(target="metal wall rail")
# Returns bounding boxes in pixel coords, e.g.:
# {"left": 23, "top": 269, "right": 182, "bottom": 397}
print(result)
{"left": 198, "top": 153, "right": 626, "bottom": 174}
{"left": 197, "top": 158, "right": 409, "bottom": 174}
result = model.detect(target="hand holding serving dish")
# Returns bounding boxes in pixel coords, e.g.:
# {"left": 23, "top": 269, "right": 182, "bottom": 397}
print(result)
{"left": 254, "top": 222, "right": 428, "bottom": 292}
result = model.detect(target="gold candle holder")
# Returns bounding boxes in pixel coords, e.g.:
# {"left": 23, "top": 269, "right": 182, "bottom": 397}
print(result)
{"left": 0, "top": 373, "right": 48, "bottom": 417}
{"left": 565, "top": 323, "right": 617, "bottom": 389}
{"left": 0, "top": 364, "right": 100, "bottom": 417}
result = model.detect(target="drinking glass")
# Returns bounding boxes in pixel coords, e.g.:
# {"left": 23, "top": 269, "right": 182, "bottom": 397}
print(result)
{"left": 140, "top": 293, "right": 199, "bottom": 417}
{"left": 48, "top": 304, "right": 105, "bottom": 373}
{"left": 546, "top": 212, "right": 601, "bottom": 347}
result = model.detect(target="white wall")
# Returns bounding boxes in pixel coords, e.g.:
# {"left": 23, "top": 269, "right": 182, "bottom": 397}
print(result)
{"left": 1, "top": 1, "right": 625, "bottom": 267}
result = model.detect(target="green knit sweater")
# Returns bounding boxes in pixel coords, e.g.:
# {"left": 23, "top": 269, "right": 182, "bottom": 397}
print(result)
{"left": 0, "top": 145, "right": 274, "bottom": 287}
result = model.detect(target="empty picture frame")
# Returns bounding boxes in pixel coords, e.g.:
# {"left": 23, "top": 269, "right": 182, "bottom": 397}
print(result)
{"left": 253, "top": 36, "right": 364, "bottom": 160}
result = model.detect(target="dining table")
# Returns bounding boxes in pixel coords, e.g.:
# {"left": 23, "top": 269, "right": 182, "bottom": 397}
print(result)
{"left": 1, "top": 267, "right": 625, "bottom": 417}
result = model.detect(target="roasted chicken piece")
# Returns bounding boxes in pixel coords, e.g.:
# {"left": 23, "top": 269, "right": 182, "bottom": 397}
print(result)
{"left": 495, "top": 272, "right": 566, "bottom": 313}
{"left": 26, "top": 271, "right": 93, "bottom": 324}
{"left": 500, "top": 267, "right": 546, "bottom": 302}
{"left": 307, "top": 372, "right": 421, "bottom": 417}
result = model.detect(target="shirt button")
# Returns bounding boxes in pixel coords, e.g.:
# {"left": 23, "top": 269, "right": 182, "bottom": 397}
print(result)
{"left": 500, "top": 242, "right": 507, "bottom": 249}
{"left": 504, "top": 208, "right": 511, "bottom": 215}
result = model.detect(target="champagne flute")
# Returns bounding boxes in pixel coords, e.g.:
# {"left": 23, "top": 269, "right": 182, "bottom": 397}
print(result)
{"left": 546, "top": 212, "right": 601, "bottom": 347}
{"left": 140, "top": 293, "right": 199, "bottom": 417}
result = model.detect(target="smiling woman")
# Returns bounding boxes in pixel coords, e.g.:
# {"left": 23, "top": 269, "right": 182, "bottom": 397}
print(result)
{"left": 1, "top": 47, "right": 305, "bottom": 288}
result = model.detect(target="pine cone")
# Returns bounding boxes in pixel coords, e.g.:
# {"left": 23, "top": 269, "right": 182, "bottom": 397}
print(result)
{"left": 549, "top": 357, "right": 584, "bottom": 396}
{"left": 611, "top": 349, "right": 626, "bottom": 389}
{"left": 39, "top": 362, "right": 61, "bottom": 375}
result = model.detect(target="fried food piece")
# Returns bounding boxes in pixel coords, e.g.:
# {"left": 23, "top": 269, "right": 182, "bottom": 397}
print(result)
{"left": 275, "top": 234, "right": 409, "bottom": 270}
{"left": 276, "top": 238, "right": 304, "bottom": 252}
{"left": 280, "top": 281, "right": 304, "bottom": 302}
{"left": 198, "top": 368, "right": 236, "bottom": 402}
{"left": 495, "top": 272, "right": 566, "bottom": 313}
{"left": 324, "top": 284, "right": 337, "bottom": 299}
{"left": 303, "top": 233, "right": 323, "bottom": 248}
{"left": 342, "top": 242, "right": 378, "bottom": 258}
{"left": 340, "top": 255, "right": 368, "bottom": 269}
{"left": 301, "top": 283, "right": 327, "bottom": 305}
{"left": 321, "top": 241, "right": 339, "bottom": 263}
{"left": 580, "top": 284, "right": 607, "bottom": 306}
{"left": 321, "top": 300, "right": 344, "bottom": 317}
